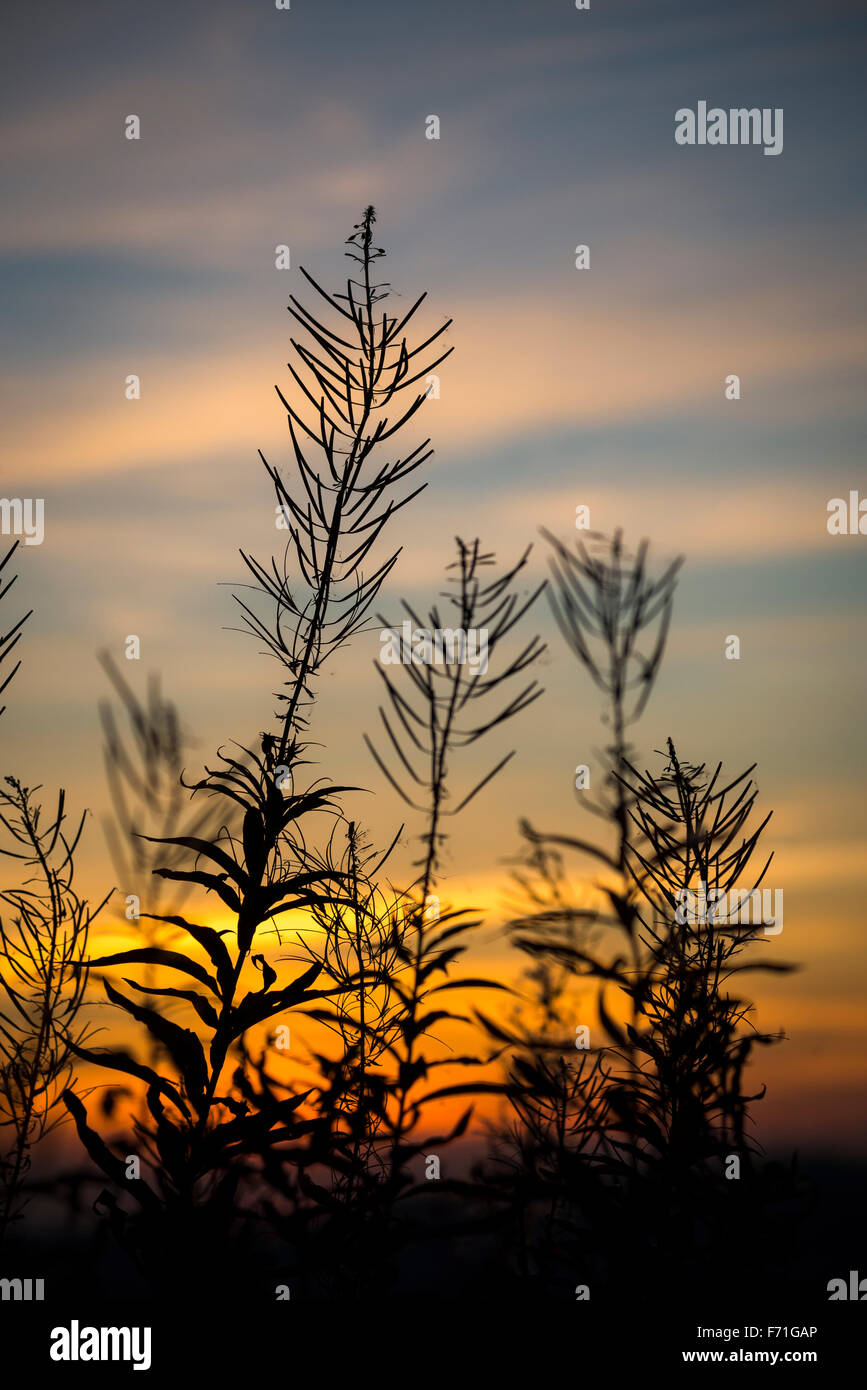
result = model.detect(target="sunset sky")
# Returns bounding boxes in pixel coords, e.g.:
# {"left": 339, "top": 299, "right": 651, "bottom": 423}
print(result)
{"left": 2, "top": 0, "right": 866, "bottom": 1157}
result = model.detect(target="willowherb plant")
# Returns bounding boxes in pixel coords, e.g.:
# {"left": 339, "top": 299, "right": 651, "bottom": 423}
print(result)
{"left": 235, "top": 203, "right": 452, "bottom": 758}
{"left": 608, "top": 737, "right": 793, "bottom": 1172}
{"left": 245, "top": 821, "right": 414, "bottom": 1296}
{"left": 95, "top": 653, "right": 235, "bottom": 1127}
{"left": 487, "top": 530, "right": 800, "bottom": 1300}
{"left": 61, "top": 207, "right": 455, "bottom": 1292}
{"left": 0, "top": 780, "right": 106, "bottom": 1242}
{"left": 367, "top": 538, "right": 546, "bottom": 876}
{"left": 540, "top": 526, "right": 682, "bottom": 870}
{"left": 366, "top": 540, "right": 546, "bottom": 1212}
{"left": 98, "top": 650, "right": 226, "bottom": 922}
{"left": 303, "top": 822, "right": 407, "bottom": 1172}
{"left": 247, "top": 538, "right": 547, "bottom": 1295}
{"left": 503, "top": 531, "right": 682, "bottom": 1072}
{"left": 0, "top": 546, "right": 106, "bottom": 1244}
{"left": 552, "top": 737, "right": 802, "bottom": 1299}
{"left": 497, "top": 531, "right": 682, "bottom": 1235}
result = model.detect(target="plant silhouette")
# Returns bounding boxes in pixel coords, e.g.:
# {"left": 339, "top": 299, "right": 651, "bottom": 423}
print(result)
{"left": 0, "top": 544, "right": 107, "bottom": 1246}
{"left": 0, "top": 225, "right": 810, "bottom": 1310}
{"left": 482, "top": 530, "right": 807, "bottom": 1302}
{"left": 59, "top": 207, "right": 467, "bottom": 1295}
